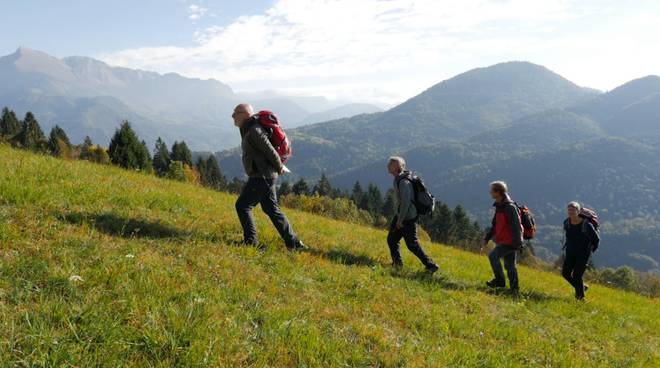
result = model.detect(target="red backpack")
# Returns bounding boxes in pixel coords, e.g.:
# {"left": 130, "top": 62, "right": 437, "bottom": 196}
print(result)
{"left": 579, "top": 207, "right": 600, "bottom": 231}
{"left": 255, "top": 110, "right": 292, "bottom": 163}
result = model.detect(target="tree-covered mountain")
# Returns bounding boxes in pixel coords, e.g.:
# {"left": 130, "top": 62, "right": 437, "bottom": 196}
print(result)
{"left": 218, "top": 61, "right": 598, "bottom": 178}
{"left": 217, "top": 62, "right": 660, "bottom": 272}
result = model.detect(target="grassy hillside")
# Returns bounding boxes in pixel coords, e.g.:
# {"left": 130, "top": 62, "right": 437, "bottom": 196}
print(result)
{"left": 1, "top": 145, "right": 658, "bottom": 367}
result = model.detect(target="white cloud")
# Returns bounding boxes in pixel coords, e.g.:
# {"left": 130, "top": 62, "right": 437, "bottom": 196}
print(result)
{"left": 188, "top": 4, "right": 208, "bottom": 20}
{"left": 98, "top": 0, "right": 660, "bottom": 104}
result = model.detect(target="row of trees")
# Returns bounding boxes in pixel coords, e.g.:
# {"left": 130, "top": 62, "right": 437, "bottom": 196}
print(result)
{"left": 0, "top": 107, "right": 240, "bottom": 193}
{"left": 277, "top": 174, "right": 483, "bottom": 247}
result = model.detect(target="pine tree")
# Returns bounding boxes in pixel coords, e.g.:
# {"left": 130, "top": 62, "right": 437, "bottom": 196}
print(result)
{"left": 15, "top": 112, "right": 47, "bottom": 152}
{"left": 139, "top": 140, "right": 153, "bottom": 173}
{"left": 107, "top": 121, "right": 151, "bottom": 171}
{"left": 0, "top": 107, "right": 21, "bottom": 138}
{"left": 152, "top": 137, "right": 171, "bottom": 177}
{"left": 351, "top": 181, "right": 364, "bottom": 207}
{"left": 382, "top": 188, "right": 397, "bottom": 219}
{"left": 48, "top": 125, "right": 72, "bottom": 157}
{"left": 362, "top": 184, "right": 384, "bottom": 214}
{"left": 202, "top": 155, "right": 226, "bottom": 190}
{"left": 421, "top": 202, "right": 453, "bottom": 243}
{"left": 450, "top": 204, "right": 473, "bottom": 243}
{"left": 292, "top": 178, "right": 310, "bottom": 196}
{"left": 79, "top": 136, "right": 94, "bottom": 161}
{"left": 171, "top": 141, "right": 193, "bottom": 166}
{"left": 313, "top": 174, "right": 332, "bottom": 196}
{"left": 195, "top": 156, "right": 207, "bottom": 182}
{"left": 278, "top": 181, "right": 292, "bottom": 198}
{"left": 166, "top": 161, "right": 186, "bottom": 181}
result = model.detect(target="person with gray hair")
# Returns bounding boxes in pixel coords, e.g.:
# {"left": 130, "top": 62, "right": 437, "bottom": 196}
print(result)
{"left": 386, "top": 157, "right": 439, "bottom": 272}
{"left": 232, "top": 104, "right": 306, "bottom": 251}
{"left": 562, "top": 201, "right": 600, "bottom": 300}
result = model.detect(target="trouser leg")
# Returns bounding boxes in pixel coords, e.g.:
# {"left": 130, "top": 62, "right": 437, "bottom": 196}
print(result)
{"left": 571, "top": 249, "right": 591, "bottom": 299}
{"left": 489, "top": 245, "right": 506, "bottom": 282}
{"left": 235, "top": 178, "right": 264, "bottom": 244}
{"left": 502, "top": 248, "right": 518, "bottom": 290}
{"left": 562, "top": 251, "right": 578, "bottom": 288}
{"left": 402, "top": 220, "right": 435, "bottom": 268}
{"left": 387, "top": 217, "right": 404, "bottom": 266}
{"left": 259, "top": 178, "right": 298, "bottom": 248}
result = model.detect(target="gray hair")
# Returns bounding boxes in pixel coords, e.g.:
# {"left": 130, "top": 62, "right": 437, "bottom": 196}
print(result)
{"left": 388, "top": 156, "right": 406, "bottom": 169}
{"left": 567, "top": 201, "right": 581, "bottom": 211}
{"left": 490, "top": 181, "right": 508, "bottom": 194}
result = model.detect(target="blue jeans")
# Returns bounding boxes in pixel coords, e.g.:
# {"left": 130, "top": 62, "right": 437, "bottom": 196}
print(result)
{"left": 488, "top": 244, "right": 518, "bottom": 289}
{"left": 235, "top": 177, "right": 297, "bottom": 248}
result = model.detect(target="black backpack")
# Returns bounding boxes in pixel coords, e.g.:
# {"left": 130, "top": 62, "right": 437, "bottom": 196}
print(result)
{"left": 398, "top": 173, "right": 435, "bottom": 216}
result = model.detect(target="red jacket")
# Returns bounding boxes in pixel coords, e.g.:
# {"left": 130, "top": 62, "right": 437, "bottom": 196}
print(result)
{"left": 485, "top": 196, "right": 523, "bottom": 247}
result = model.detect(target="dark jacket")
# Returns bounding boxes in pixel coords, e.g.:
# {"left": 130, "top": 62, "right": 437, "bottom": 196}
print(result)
{"left": 240, "top": 118, "right": 284, "bottom": 179}
{"left": 563, "top": 218, "right": 600, "bottom": 252}
{"left": 484, "top": 195, "right": 523, "bottom": 248}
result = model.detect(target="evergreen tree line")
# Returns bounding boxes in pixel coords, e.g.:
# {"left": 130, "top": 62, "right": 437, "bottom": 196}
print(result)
{"left": 278, "top": 175, "right": 483, "bottom": 247}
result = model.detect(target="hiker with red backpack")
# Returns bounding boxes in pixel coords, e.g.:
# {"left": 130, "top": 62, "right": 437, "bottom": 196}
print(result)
{"left": 386, "top": 156, "right": 439, "bottom": 273}
{"left": 484, "top": 181, "right": 524, "bottom": 293}
{"left": 562, "top": 202, "right": 600, "bottom": 300}
{"left": 232, "top": 104, "right": 306, "bottom": 251}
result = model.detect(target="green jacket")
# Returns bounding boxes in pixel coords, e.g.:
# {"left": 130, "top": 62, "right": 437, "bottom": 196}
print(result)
{"left": 240, "top": 119, "right": 283, "bottom": 179}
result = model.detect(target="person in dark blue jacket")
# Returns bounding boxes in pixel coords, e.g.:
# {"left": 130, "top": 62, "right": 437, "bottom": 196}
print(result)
{"left": 562, "top": 201, "right": 600, "bottom": 300}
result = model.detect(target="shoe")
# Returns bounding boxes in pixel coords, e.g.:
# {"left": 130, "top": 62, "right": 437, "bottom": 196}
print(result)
{"left": 287, "top": 240, "right": 308, "bottom": 252}
{"left": 391, "top": 262, "right": 403, "bottom": 270}
{"left": 509, "top": 287, "right": 520, "bottom": 296}
{"left": 426, "top": 264, "right": 439, "bottom": 274}
{"left": 486, "top": 278, "right": 506, "bottom": 289}
{"left": 584, "top": 284, "right": 589, "bottom": 293}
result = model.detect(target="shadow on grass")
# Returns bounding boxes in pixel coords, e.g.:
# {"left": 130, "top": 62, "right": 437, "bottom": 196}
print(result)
{"left": 392, "top": 270, "right": 469, "bottom": 291}
{"left": 477, "top": 285, "right": 562, "bottom": 302}
{"left": 60, "top": 211, "right": 189, "bottom": 239}
{"left": 304, "top": 248, "right": 379, "bottom": 267}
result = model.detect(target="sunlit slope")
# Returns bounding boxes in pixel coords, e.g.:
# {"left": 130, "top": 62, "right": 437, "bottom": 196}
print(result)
{"left": 0, "top": 145, "right": 658, "bottom": 367}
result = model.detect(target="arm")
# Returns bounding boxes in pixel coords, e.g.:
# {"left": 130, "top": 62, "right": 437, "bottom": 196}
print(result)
{"left": 249, "top": 128, "right": 284, "bottom": 173}
{"left": 397, "top": 179, "right": 413, "bottom": 224}
{"left": 506, "top": 204, "right": 523, "bottom": 248}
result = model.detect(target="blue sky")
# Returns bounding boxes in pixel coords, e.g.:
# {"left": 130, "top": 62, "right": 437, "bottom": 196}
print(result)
{"left": 1, "top": 1, "right": 273, "bottom": 57}
{"left": 3, "top": 0, "right": 660, "bottom": 104}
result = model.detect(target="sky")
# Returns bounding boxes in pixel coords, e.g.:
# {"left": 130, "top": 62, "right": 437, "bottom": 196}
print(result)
{"left": 3, "top": 0, "right": 660, "bottom": 105}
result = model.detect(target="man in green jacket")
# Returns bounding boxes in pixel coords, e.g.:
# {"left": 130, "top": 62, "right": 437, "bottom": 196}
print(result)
{"left": 232, "top": 104, "right": 306, "bottom": 251}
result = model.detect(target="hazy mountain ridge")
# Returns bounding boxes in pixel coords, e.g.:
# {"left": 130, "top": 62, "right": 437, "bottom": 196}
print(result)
{"left": 0, "top": 47, "right": 380, "bottom": 150}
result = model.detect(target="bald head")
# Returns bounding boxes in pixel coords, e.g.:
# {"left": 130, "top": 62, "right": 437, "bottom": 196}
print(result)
{"left": 232, "top": 103, "right": 254, "bottom": 127}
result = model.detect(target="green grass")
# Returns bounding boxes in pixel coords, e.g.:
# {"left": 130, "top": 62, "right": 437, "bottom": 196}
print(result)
{"left": 0, "top": 144, "right": 658, "bottom": 367}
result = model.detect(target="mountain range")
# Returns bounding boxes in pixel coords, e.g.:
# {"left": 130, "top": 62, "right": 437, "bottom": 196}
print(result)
{"left": 216, "top": 62, "right": 660, "bottom": 272}
{"left": 0, "top": 47, "right": 382, "bottom": 150}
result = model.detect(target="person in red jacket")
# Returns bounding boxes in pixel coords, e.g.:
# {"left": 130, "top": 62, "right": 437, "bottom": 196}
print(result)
{"left": 484, "top": 181, "right": 523, "bottom": 292}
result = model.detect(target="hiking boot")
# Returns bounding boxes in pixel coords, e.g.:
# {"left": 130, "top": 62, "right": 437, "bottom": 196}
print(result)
{"left": 509, "top": 287, "right": 520, "bottom": 296}
{"left": 486, "top": 278, "right": 506, "bottom": 289}
{"left": 287, "top": 240, "right": 308, "bottom": 252}
{"left": 426, "top": 263, "right": 439, "bottom": 274}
